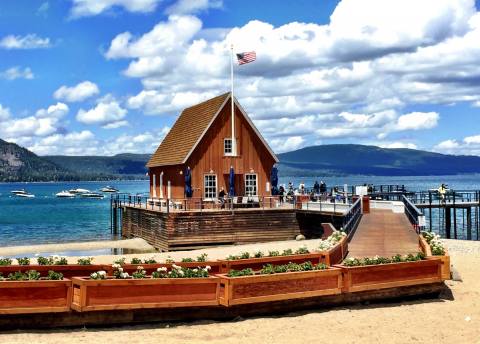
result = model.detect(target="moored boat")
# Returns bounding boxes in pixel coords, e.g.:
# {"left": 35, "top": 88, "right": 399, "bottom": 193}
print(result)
{"left": 100, "top": 186, "right": 119, "bottom": 193}
{"left": 69, "top": 188, "right": 90, "bottom": 194}
{"left": 11, "top": 189, "right": 27, "bottom": 195}
{"left": 16, "top": 192, "right": 35, "bottom": 198}
{"left": 80, "top": 192, "right": 104, "bottom": 199}
{"left": 56, "top": 190, "right": 76, "bottom": 198}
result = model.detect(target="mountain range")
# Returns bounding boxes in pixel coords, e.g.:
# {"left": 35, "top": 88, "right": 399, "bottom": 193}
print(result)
{"left": 2, "top": 139, "right": 480, "bottom": 182}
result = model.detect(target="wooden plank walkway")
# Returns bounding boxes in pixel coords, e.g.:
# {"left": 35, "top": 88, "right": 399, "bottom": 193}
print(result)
{"left": 347, "top": 209, "right": 420, "bottom": 258}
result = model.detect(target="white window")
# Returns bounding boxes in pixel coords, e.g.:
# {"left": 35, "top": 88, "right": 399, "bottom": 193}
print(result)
{"left": 204, "top": 174, "right": 217, "bottom": 199}
{"left": 224, "top": 138, "right": 233, "bottom": 155}
{"left": 245, "top": 174, "right": 258, "bottom": 196}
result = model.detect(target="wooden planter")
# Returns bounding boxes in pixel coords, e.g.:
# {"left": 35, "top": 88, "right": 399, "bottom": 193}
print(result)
{"left": 71, "top": 276, "right": 220, "bottom": 312}
{"left": 0, "top": 265, "right": 110, "bottom": 279}
{"left": 337, "top": 258, "right": 443, "bottom": 293}
{"left": 324, "top": 237, "right": 348, "bottom": 265}
{"left": 218, "top": 268, "right": 343, "bottom": 306}
{"left": 419, "top": 236, "right": 451, "bottom": 281}
{"left": 0, "top": 279, "right": 71, "bottom": 314}
{"left": 118, "top": 261, "right": 221, "bottom": 275}
{"left": 219, "top": 252, "right": 327, "bottom": 273}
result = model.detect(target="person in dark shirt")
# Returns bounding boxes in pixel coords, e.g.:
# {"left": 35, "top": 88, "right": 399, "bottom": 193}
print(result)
{"left": 218, "top": 187, "right": 226, "bottom": 209}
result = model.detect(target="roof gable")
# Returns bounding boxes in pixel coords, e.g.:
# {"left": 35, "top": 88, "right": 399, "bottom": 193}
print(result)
{"left": 147, "top": 92, "right": 278, "bottom": 167}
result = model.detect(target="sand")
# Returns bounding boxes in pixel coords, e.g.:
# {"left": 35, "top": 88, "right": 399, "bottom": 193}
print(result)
{"left": 1, "top": 239, "right": 479, "bottom": 344}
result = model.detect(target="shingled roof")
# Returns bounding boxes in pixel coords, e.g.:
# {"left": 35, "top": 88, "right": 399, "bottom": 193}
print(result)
{"left": 147, "top": 92, "right": 278, "bottom": 167}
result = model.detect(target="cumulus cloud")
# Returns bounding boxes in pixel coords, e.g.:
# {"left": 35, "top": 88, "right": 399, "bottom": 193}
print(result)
{"left": 76, "top": 95, "right": 128, "bottom": 128}
{"left": 165, "top": 0, "right": 222, "bottom": 15}
{"left": 0, "top": 34, "right": 50, "bottom": 49}
{"left": 35, "top": 103, "right": 69, "bottom": 119}
{"left": 433, "top": 134, "right": 480, "bottom": 155}
{"left": 378, "top": 142, "right": 418, "bottom": 149}
{"left": 269, "top": 136, "right": 305, "bottom": 153}
{"left": 0, "top": 66, "right": 34, "bottom": 80}
{"left": 53, "top": 81, "right": 100, "bottom": 102}
{"left": 395, "top": 112, "right": 439, "bottom": 131}
{"left": 69, "top": 0, "right": 161, "bottom": 17}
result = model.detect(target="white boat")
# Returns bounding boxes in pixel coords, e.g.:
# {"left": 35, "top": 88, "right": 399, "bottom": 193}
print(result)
{"left": 56, "top": 190, "right": 75, "bottom": 198}
{"left": 69, "top": 188, "right": 90, "bottom": 194}
{"left": 80, "top": 192, "right": 104, "bottom": 199}
{"left": 16, "top": 193, "right": 35, "bottom": 198}
{"left": 11, "top": 189, "right": 27, "bottom": 195}
{"left": 100, "top": 186, "right": 118, "bottom": 193}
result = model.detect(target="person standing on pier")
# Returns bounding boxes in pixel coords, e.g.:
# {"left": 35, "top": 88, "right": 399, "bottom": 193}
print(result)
{"left": 438, "top": 184, "right": 447, "bottom": 204}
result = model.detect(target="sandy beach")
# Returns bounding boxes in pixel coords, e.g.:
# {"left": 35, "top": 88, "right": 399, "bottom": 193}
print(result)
{"left": 0, "top": 238, "right": 478, "bottom": 343}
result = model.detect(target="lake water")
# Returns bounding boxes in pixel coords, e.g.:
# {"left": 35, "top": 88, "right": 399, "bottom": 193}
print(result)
{"left": 1, "top": 174, "right": 480, "bottom": 247}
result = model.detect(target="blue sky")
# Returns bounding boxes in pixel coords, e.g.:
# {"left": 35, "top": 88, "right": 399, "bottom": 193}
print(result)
{"left": 1, "top": 0, "right": 480, "bottom": 156}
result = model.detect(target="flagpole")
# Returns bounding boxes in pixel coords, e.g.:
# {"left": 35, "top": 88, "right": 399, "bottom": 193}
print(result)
{"left": 230, "top": 44, "right": 236, "bottom": 156}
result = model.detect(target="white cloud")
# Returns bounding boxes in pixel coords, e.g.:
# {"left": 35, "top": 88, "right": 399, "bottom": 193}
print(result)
{"left": 165, "top": 0, "right": 222, "bottom": 15}
{"left": 0, "top": 66, "right": 34, "bottom": 80}
{"left": 76, "top": 95, "right": 128, "bottom": 128}
{"left": 433, "top": 135, "right": 480, "bottom": 156}
{"left": 35, "top": 103, "right": 69, "bottom": 119}
{"left": 69, "top": 0, "right": 161, "bottom": 17}
{"left": 378, "top": 142, "right": 418, "bottom": 149}
{"left": 0, "top": 104, "right": 11, "bottom": 120}
{"left": 53, "top": 81, "right": 100, "bottom": 102}
{"left": 269, "top": 136, "right": 305, "bottom": 153}
{"left": 395, "top": 112, "right": 439, "bottom": 131}
{"left": 0, "top": 34, "right": 50, "bottom": 49}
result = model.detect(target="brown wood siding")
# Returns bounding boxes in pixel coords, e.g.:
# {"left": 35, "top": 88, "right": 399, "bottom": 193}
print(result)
{"left": 185, "top": 99, "right": 275, "bottom": 199}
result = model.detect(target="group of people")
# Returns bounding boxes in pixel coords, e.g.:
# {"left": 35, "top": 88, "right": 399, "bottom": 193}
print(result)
{"left": 277, "top": 180, "right": 330, "bottom": 203}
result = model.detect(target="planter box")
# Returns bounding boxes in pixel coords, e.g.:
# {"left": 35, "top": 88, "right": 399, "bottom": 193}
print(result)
{"left": 324, "top": 237, "right": 348, "bottom": 265}
{"left": 71, "top": 276, "right": 220, "bottom": 312}
{"left": 419, "top": 236, "right": 451, "bottom": 281}
{"left": 0, "top": 265, "right": 110, "bottom": 279}
{"left": 219, "top": 253, "right": 327, "bottom": 273}
{"left": 337, "top": 259, "right": 443, "bottom": 293}
{"left": 0, "top": 279, "right": 71, "bottom": 314}
{"left": 218, "top": 268, "right": 343, "bottom": 306}
{"left": 118, "top": 261, "right": 221, "bottom": 275}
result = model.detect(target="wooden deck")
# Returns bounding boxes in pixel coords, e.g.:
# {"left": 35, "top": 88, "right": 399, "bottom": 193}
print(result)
{"left": 347, "top": 209, "right": 420, "bottom": 258}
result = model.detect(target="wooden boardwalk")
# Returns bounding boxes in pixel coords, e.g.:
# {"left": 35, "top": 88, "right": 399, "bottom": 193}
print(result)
{"left": 347, "top": 209, "right": 420, "bottom": 258}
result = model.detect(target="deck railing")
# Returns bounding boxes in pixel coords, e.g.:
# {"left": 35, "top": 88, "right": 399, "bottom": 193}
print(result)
{"left": 341, "top": 197, "right": 362, "bottom": 236}
{"left": 402, "top": 195, "right": 425, "bottom": 233}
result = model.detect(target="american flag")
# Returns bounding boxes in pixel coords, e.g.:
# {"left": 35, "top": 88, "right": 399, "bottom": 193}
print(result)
{"left": 236, "top": 51, "right": 256, "bottom": 65}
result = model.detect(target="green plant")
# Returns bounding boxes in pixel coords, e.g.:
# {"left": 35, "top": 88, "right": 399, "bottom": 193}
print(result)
{"left": 164, "top": 264, "right": 210, "bottom": 278}
{"left": 54, "top": 257, "right": 68, "bottom": 265}
{"left": 227, "top": 268, "right": 254, "bottom": 277}
{"left": 113, "top": 257, "right": 126, "bottom": 265}
{"left": 281, "top": 249, "right": 293, "bottom": 256}
{"left": 196, "top": 253, "right": 208, "bottom": 262}
{"left": 132, "top": 266, "right": 147, "bottom": 279}
{"left": 152, "top": 267, "right": 168, "bottom": 278}
{"left": 343, "top": 253, "right": 425, "bottom": 266}
{"left": 47, "top": 270, "right": 64, "bottom": 280}
{"left": 90, "top": 271, "right": 107, "bottom": 280}
{"left": 259, "top": 261, "right": 326, "bottom": 275}
{"left": 240, "top": 252, "right": 251, "bottom": 259}
{"left": 37, "top": 256, "right": 53, "bottom": 265}
{"left": 181, "top": 257, "right": 194, "bottom": 262}
{"left": 226, "top": 254, "right": 240, "bottom": 260}
{"left": 25, "top": 270, "right": 41, "bottom": 280}
{"left": 268, "top": 250, "right": 279, "bottom": 257}
{"left": 165, "top": 257, "right": 174, "bottom": 264}
{"left": 7, "top": 271, "right": 27, "bottom": 281}
{"left": 295, "top": 247, "right": 310, "bottom": 254}
{"left": 253, "top": 251, "right": 264, "bottom": 258}
{"left": 143, "top": 257, "right": 157, "bottom": 264}
{"left": 130, "top": 257, "right": 142, "bottom": 264}
{"left": 77, "top": 257, "right": 94, "bottom": 265}
{"left": 16, "top": 257, "right": 30, "bottom": 266}
{"left": 0, "top": 258, "right": 13, "bottom": 266}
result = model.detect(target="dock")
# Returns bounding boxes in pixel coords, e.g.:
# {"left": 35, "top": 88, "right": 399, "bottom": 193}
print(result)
{"left": 347, "top": 209, "right": 420, "bottom": 257}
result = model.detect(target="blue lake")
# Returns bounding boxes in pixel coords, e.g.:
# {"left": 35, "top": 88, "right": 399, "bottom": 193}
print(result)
{"left": 1, "top": 174, "right": 479, "bottom": 246}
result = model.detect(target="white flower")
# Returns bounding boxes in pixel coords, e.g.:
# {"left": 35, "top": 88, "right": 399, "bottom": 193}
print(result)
{"left": 98, "top": 271, "right": 106, "bottom": 276}
{"left": 157, "top": 267, "right": 167, "bottom": 272}
{"left": 205, "top": 265, "right": 211, "bottom": 271}
{"left": 118, "top": 267, "right": 124, "bottom": 272}
{"left": 193, "top": 268, "right": 198, "bottom": 273}
{"left": 120, "top": 272, "right": 130, "bottom": 279}
{"left": 137, "top": 266, "right": 144, "bottom": 270}
{"left": 91, "top": 272, "right": 98, "bottom": 279}
{"left": 172, "top": 264, "right": 181, "bottom": 270}
{"left": 112, "top": 263, "right": 121, "bottom": 269}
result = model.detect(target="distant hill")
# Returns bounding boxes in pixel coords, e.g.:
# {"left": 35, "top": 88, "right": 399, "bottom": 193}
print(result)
{"left": 45, "top": 154, "right": 150, "bottom": 178}
{"left": 0, "top": 139, "right": 73, "bottom": 182}
{"left": 277, "top": 144, "right": 480, "bottom": 176}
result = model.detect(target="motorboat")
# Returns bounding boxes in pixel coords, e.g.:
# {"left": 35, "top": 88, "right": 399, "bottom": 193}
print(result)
{"left": 16, "top": 192, "right": 35, "bottom": 198}
{"left": 56, "top": 190, "right": 75, "bottom": 198}
{"left": 11, "top": 189, "right": 27, "bottom": 195}
{"left": 69, "top": 188, "right": 90, "bottom": 194}
{"left": 80, "top": 192, "right": 104, "bottom": 199}
{"left": 100, "top": 186, "right": 119, "bottom": 193}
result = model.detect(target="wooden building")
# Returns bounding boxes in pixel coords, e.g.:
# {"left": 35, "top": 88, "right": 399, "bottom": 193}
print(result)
{"left": 147, "top": 92, "right": 278, "bottom": 201}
